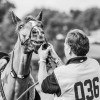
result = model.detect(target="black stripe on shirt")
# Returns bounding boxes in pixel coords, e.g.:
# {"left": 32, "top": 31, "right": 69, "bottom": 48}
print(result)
{"left": 41, "top": 72, "right": 61, "bottom": 97}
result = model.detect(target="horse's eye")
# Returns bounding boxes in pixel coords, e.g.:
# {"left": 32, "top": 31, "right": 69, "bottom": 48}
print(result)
{"left": 41, "top": 31, "right": 45, "bottom": 34}
{"left": 19, "top": 25, "right": 24, "bottom": 30}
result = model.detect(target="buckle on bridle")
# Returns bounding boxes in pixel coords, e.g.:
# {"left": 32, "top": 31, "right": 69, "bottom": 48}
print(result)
{"left": 10, "top": 70, "right": 30, "bottom": 79}
{"left": 10, "top": 70, "right": 17, "bottom": 78}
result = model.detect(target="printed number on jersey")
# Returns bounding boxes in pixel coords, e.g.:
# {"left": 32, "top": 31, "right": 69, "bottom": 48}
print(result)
{"left": 74, "top": 77, "right": 99, "bottom": 100}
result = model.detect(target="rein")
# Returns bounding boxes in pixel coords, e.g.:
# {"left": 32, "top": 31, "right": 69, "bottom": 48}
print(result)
{"left": 17, "top": 81, "right": 39, "bottom": 100}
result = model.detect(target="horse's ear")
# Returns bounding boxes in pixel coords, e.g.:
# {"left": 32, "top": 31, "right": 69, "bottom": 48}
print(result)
{"left": 36, "top": 10, "right": 43, "bottom": 21}
{"left": 10, "top": 11, "right": 21, "bottom": 24}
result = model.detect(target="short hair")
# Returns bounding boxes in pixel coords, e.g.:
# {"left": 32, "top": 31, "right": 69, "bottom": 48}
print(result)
{"left": 65, "top": 29, "right": 89, "bottom": 56}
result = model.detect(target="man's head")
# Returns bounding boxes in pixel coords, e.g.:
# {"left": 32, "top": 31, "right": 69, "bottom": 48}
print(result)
{"left": 64, "top": 29, "right": 89, "bottom": 59}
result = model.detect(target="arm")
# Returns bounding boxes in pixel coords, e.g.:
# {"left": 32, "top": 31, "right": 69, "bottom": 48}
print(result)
{"left": 38, "top": 45, "right": 50, "bottom": 86}
{"left": 38, "top": 60, "right": 48, "bottom": 85}
{"left": 49, "top": 44, "right": 64, "bottom": 67}
{"left": 38, "top": 43, "right": 62, "bottom": 94}
{"left": 41, "top": 72, "right": 61, "bottom": 96}
{"left": 38, "top": 58, "right": 61, "bottom": 96}
{"left": 38, "top": 43, "right": 64, "bottom": 85}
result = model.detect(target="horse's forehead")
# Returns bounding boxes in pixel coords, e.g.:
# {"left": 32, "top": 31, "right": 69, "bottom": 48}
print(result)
{"left": 29, "top": 20, "right": 37, "bottom": 27}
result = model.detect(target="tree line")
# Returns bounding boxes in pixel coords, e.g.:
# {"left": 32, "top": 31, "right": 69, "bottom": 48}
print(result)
{"left": 0, "top": 0, "right": 100, "bottom": 60}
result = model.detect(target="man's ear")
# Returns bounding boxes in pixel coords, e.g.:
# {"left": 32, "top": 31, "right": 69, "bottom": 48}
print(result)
{"left": 65, "top": 44, "right": 71, "bottom": 54}
{"left": 69, "top": 48, "right": 72, "bottom": 55}
{"left": 68, "top": 45, "right": 72, "bottom": 55}
{"left": 10, "top": 11, "right": 21, "bottom": 24}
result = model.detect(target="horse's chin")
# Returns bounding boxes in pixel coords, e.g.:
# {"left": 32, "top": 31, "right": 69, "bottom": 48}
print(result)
{"left": 33, "top": 45, "right": 41, "bottom": 54}
{"left": 24, "top": 49, "right": 33, "bottom": 54}
{"left": 24, "top": 44, "right": 41, "bottom": 54}
{"left": 32, "top": 41, "right": 45, "bottom": 54}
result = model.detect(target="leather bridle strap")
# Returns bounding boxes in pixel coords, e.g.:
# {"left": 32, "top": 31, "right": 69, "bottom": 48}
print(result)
{"left": 18, "top": 31, "right": 31, "bottom": 46}
{"left": 10, "top": 51, "right": 30, "bottom": 79}
{"left": 17, "top": 81, "right": 39, "bottom": 100}
{"left": 18, "top": 23, "right": 37, "bottom": 46}
{"left": 10, "top": 26, "right": 34, "bottom": 79}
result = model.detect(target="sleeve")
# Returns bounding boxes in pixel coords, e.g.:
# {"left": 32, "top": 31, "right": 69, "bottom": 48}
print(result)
{"left": 41, "top": 72, "right": 61, "bottom": 97}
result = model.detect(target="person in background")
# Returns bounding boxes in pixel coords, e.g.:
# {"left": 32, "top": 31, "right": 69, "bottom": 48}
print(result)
{"left": 38, "top": 29, "right": 100, "bottom": 100}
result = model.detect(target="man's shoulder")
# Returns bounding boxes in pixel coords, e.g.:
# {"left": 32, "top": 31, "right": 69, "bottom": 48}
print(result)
{"left": 54, "top": 57, "right": 100, "bottom": 75}
{"left": 87, "top": 57, "right": 100, "bottom": 65}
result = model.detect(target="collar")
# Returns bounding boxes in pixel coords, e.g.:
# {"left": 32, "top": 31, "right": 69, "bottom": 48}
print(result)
{"left": 66, "top": 56, "right": 87, "bottom": 65}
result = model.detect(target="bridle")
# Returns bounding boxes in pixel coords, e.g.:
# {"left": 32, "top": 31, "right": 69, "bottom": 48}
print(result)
{"left": 10, "top": 23, "right": 45, "bottom": 79}
{"left": 18, "top": 26, "right": 32, "bottom": 46}
{"left": 10, "top": 21, "right": 44, "bottom": 79}
{"left": 10, "top": 25, "right": 33, "bottom": 79}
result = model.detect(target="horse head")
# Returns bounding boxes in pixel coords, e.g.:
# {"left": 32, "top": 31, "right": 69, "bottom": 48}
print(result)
{"left": 1, "top": 11, "right": 45, "bottom": 100}
{"left": 11, "top": 11, "right": 45, "bottom": 54}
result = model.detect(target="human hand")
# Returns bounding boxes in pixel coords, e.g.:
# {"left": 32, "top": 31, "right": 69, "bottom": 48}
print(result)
{"left": 48, "top": 43, "right": 64, "bottom": 66}
{"left": 48, "top": 43, "right": 59, "bottom": 60}
{"left": 38, "top": 43, "right": 51, "bottom": 61}
{"left": 0, "top": 59, "right": 7, "bottom": 70}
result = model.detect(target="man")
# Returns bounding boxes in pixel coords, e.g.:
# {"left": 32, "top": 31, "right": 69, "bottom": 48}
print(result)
{"left": 38, "top": 29, "right": 100, "bottom": 100}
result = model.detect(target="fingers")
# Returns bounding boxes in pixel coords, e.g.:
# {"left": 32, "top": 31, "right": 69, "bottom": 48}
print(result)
{"left": 46, "top": 46, "right": 52, "bottom": 53}
{"left": 48, "top": 43, "right": 53, "bottom": 48}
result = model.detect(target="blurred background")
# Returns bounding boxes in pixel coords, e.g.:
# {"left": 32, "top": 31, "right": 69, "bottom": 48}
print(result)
{"left": 0, "top": 0, "right": 100, "bottom": 82}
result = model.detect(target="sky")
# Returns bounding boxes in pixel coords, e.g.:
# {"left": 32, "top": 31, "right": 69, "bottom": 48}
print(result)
{"left": 8, "top": 0, "right": 100, "bottom": 18}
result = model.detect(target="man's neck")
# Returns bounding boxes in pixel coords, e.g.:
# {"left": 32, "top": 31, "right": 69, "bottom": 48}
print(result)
{"left": 67, "top": 54, "right": 77, "bottom": 61}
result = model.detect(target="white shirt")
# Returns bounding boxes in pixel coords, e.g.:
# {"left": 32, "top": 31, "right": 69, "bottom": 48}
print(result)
{"left": 54, "top": 58, "right": 100, "bottom": 100}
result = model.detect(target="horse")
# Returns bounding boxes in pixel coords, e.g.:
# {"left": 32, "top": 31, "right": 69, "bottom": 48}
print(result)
{"left": 1, "top": 11, "right": 45, "bottom": 100}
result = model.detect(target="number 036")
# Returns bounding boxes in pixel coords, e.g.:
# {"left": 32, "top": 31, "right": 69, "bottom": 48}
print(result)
{"left": 74, "top": 77, "right": 99, "bottom": 100}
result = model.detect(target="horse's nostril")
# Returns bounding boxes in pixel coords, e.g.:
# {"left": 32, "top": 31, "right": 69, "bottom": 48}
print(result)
{"left": 39, "top": 41, "right": 43, "bottom": 44}
{"left": 32, "top": 30, "right": 37, "bottom": 34}
{"left": 39, "top": 35, "right": 43, "bottom": 39}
